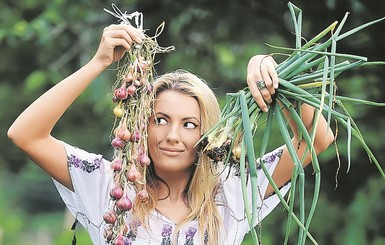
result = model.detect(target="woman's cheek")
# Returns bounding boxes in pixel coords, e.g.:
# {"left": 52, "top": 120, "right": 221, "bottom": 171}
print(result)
{"left": 188, "top": 130, "right": 201, "bottom": 147}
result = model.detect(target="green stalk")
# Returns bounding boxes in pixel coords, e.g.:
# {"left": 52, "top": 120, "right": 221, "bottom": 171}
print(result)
{"left": 326, "top": 37, "right": 337, "bottom": 137}
{"left": 284, "top": 165, "right": 298, "bottom": 245}
{"left": 336, "top": 17, "right": 385, "bottom": 41}
{"left": 223, "top": 121, "right": 243, "bottom": 168}
{"left": 259, "top": 108, "right": 273, "bottom": 155}
{"left": 285, "top": 57, "right": 326, "bottom": 80}
{"left": 301, "top": 21, "right": 338, "bottom": 50}
{"left": 273, "top": 104, "right": 306, "bottom": 242}
{"left": 268, "top": 44, "right": 368, "bottom": 63}
{"left": 278, "top": 42, "right": 332, "bottom": 78}
{"left": 278, "top": 89, "right": 350, "bottom": 122}
{"left": 196, "top": 108, "right": 238, "bottom": 146}
{"left": 257, "top": 109, "right": 274, "bottom": 242}
{"left": 200, "top": 4, "right": 385, "bottom": 244}
{"left": 259, "top": 159, "right": 319, "bottom": 244}
{"left": 239, "top": 140, "right": 259, "bottom": 244}
{"left": 346, "top": 118, "right": 352, "bottom": 172}
{"left": 278, "top": 94, "right": 322, "bottom": 245}
{"left": 288, "top": 2, "right": 302, "bottom": 50}
{"left": 332, "top": 12, "right": 350, "bottom": 37}
{"left": 239, "top": 91, "right": 258, "bottom": 226}
{"left": 335, "top": 100, "right": 385, "bottom": 178}
{"left": 289, "top": 61, "right": 353, "bottom": 85}
{"left": 331, "top": 96, "right": 385, "bottom": 106}
{"left": 360, "top": 61, "right": 385, "bottom": 66}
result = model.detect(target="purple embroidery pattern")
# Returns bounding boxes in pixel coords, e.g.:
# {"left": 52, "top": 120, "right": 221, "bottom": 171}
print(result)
{"left": 67, "top": 154, "right": 101, "bottom": 173}
{"left": 256, "top": 148, "right": 283, "bottom": 170}
{"left": 126, "top": 221, "right": 141, "bottom": 244}
{"left": 161, "top": 224, "right": 173, "bottom": 245}
{"left": 184, "top": 227, "right": 197, "bottom": 245}
{"left": 124, "top": 237, "right": 133, "bottom": 245}
{"left": 233, "top": 148, "right": 284, "bottom": 177}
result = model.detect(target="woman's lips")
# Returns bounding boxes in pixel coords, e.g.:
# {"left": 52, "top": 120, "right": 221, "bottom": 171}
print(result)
{"left": 159, "top": 146, "right": 184, "bottom": 156}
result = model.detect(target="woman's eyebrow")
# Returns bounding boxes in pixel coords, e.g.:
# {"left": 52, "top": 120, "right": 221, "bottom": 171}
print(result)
{"left": 182, "top": 116, "right": 201, "bottom": 123}
{"left": 154, "top": 112, "right": 170, "bottom": 118}
{"left": 155, "top": 112, "right": 200, "bottom": 123}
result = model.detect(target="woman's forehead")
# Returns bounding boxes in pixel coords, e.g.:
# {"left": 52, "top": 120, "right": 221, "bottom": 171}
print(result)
{"left": 154, "top": 91, "right": 201, "bottom": 118}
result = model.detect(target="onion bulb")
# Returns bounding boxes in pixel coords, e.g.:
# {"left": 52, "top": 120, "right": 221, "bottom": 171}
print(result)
{"left": 113, "top": 234, "right": 124, "bottom": 245}
{"left": 126, "top": 164, "right": 142, "bottom": 182}
{"left": 114, "top": 84, "right": 128, "bottom": 100}
{"left": 111, "top": 158, "right": 123, "bottom": 171}
{"left": 113, "top": 106, "right": 124, "bottom": 117}
{"left": 126, "top": 85, "right": 136, "bottom": 96}
{"left": 103, "top": 210, "right": 117, "bottom": 224}
{"left": 117, "top": 125, "right": 131, "bottom": 142}
{"left": 140, "top": 154, "right": 150, "bottom": 166}
{"left": 111, "top": 137, "right": 125, "bottom": 149}
{"left": 116, "top": 196, "right": 132, "bottom": 211}
{"left": 110, "top": 185, "right": 124, "bottom": 199}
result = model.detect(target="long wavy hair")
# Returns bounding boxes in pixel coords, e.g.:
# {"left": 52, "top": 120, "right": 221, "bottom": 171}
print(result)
{"left": 131, "top": 70, "right": 222, "bottom": 244}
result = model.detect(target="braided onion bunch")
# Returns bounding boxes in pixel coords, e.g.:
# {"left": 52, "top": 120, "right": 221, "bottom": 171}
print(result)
{"left": 102, "top": 5, "right": 174, "bottom": 244}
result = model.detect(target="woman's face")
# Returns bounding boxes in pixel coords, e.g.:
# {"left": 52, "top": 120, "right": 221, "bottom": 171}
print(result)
{"left": 148, "top": 90, "right": 201, "bottom": 175}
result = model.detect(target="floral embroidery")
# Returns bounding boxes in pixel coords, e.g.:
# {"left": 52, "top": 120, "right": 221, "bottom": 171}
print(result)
{"left": 124, "top": 237, "right": 133, "bottom": 245}
{"left": 67, "top": 154, "right": 101, "bottom": 173}
{"left": 161, "top": 224, "right": 173, "bottom": 245}
{"left": 126, "top": 221, "right": 141, "bottom": 243}
{"left": 233, "top": 148, "right": 284, "bottom": 177}
{"left": 184, "top": 227, "right": 197, "bottom": 245}
{"left": 256, "top": 147, "right": 283, "bottom": 170}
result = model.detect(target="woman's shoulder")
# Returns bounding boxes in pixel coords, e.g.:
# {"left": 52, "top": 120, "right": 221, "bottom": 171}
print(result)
{"left": 61, "top": 141, "right": 110, "bottom": 173}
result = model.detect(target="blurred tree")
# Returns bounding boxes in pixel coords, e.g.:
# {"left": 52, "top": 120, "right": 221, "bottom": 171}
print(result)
{"left": 0, "top": 0, "right": 384, "bottom": 244}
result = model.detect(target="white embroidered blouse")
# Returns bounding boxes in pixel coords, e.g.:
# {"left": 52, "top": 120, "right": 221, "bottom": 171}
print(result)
{"left": 54, "top": 142, "right": 290, "bottom": 245}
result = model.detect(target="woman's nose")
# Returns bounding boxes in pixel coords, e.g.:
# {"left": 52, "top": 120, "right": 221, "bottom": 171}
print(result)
{"left": 165, "top": 125, "right": 180, "bottom": 144}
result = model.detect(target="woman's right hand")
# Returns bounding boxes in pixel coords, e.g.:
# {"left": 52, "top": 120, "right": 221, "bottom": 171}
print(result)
{"left": 92, "top": 24, "right": 145, "bottom": 69}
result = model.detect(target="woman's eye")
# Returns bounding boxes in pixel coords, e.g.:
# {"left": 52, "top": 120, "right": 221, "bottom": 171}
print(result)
{"left": 184, "top": 122, "right": 198, "bottom": 129}
{"left": 155, "top": 118, "right": 167, "bottom": 125}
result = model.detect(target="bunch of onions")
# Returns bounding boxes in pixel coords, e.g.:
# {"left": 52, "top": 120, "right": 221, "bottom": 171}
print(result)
{"left": 198, "top": 2, "right": 385, "bottom": 244}
{"left": 102, "top": 4, "right": 174, "bottom": 243}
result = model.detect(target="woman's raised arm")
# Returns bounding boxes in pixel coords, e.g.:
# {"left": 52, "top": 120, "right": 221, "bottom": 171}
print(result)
{"left": 7, "top": 25, "right": 144, "bottom": 190}
{"left": 246, "top": 54, "right": 334, "bottom": 197}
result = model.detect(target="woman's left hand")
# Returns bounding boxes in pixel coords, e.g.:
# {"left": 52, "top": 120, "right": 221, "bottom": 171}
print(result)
{"left": 246, "top": 55, "right": 279, "bottom": 112}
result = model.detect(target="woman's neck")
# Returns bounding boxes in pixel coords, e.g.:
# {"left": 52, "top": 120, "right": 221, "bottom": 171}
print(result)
{"left": 156, "top": 171, "right": 191, "bottom": 201}
{"left": 152, "top": 166, "right": 195, "bottom": 224}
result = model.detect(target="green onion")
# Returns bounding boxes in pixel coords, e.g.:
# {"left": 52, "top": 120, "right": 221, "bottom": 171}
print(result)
{"left": 198, "top": 2, "right": 385, "bottom": 244}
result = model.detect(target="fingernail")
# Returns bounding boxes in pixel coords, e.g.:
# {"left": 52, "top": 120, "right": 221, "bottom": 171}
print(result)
{"left": 263, "top": 107, "right": 268, "bottom": 112}
{"left": 136, "top": 37, "right": 143, "bottom": 43}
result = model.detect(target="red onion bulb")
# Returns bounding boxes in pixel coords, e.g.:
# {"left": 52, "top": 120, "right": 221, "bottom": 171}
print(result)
{"left": 103, "top": 210, "right": 117, "bottom": 224}
{"left": 110, "top": 185, "right": 124, "bottom": 200}
{"left": 116, "top": 196, "right": 132, "bottom": 211}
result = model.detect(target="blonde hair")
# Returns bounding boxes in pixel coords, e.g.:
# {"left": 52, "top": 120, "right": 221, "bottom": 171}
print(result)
{"left": 132, "top": 70, "right": 222, "bottom": 244}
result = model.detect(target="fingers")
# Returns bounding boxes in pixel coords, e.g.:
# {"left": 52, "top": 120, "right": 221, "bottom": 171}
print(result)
{"left": 246, "top": 55, "right": 279, "bottom": 112}
{"left": 95, "top": 24, "right": 145, "bottom": 67}
{"left": 102, "top": 24, "right": 144, "bottom": 50}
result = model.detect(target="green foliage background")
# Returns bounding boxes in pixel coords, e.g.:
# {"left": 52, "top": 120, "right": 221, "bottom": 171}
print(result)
{"left": 0, "top": 0, "right": 384, "bottom": 244}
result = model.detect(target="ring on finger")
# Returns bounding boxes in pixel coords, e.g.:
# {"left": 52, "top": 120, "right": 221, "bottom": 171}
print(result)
{"left": 256, "top": 80, "right": 267, "bottom": 90}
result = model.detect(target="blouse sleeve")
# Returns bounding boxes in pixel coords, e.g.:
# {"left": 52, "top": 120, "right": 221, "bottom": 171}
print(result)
{"left": 220, "top": 146, "right": 291, "bottom": 233}
{"left": 52, "top": 141, "right": 113, "bottom": 233}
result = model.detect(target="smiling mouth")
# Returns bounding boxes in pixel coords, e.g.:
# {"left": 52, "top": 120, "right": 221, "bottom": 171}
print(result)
{"left": 159, "top": 147, "right": 184, "bottom": 156}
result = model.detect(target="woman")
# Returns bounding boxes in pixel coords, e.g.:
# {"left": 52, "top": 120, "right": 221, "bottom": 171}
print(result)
{"left": 8, "top": 24, "right": 334, "bottom": 244}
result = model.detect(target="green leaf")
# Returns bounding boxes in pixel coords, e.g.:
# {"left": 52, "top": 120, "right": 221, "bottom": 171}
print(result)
{"left": 24, "top": 70, "right": 48, "bottom": 92}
